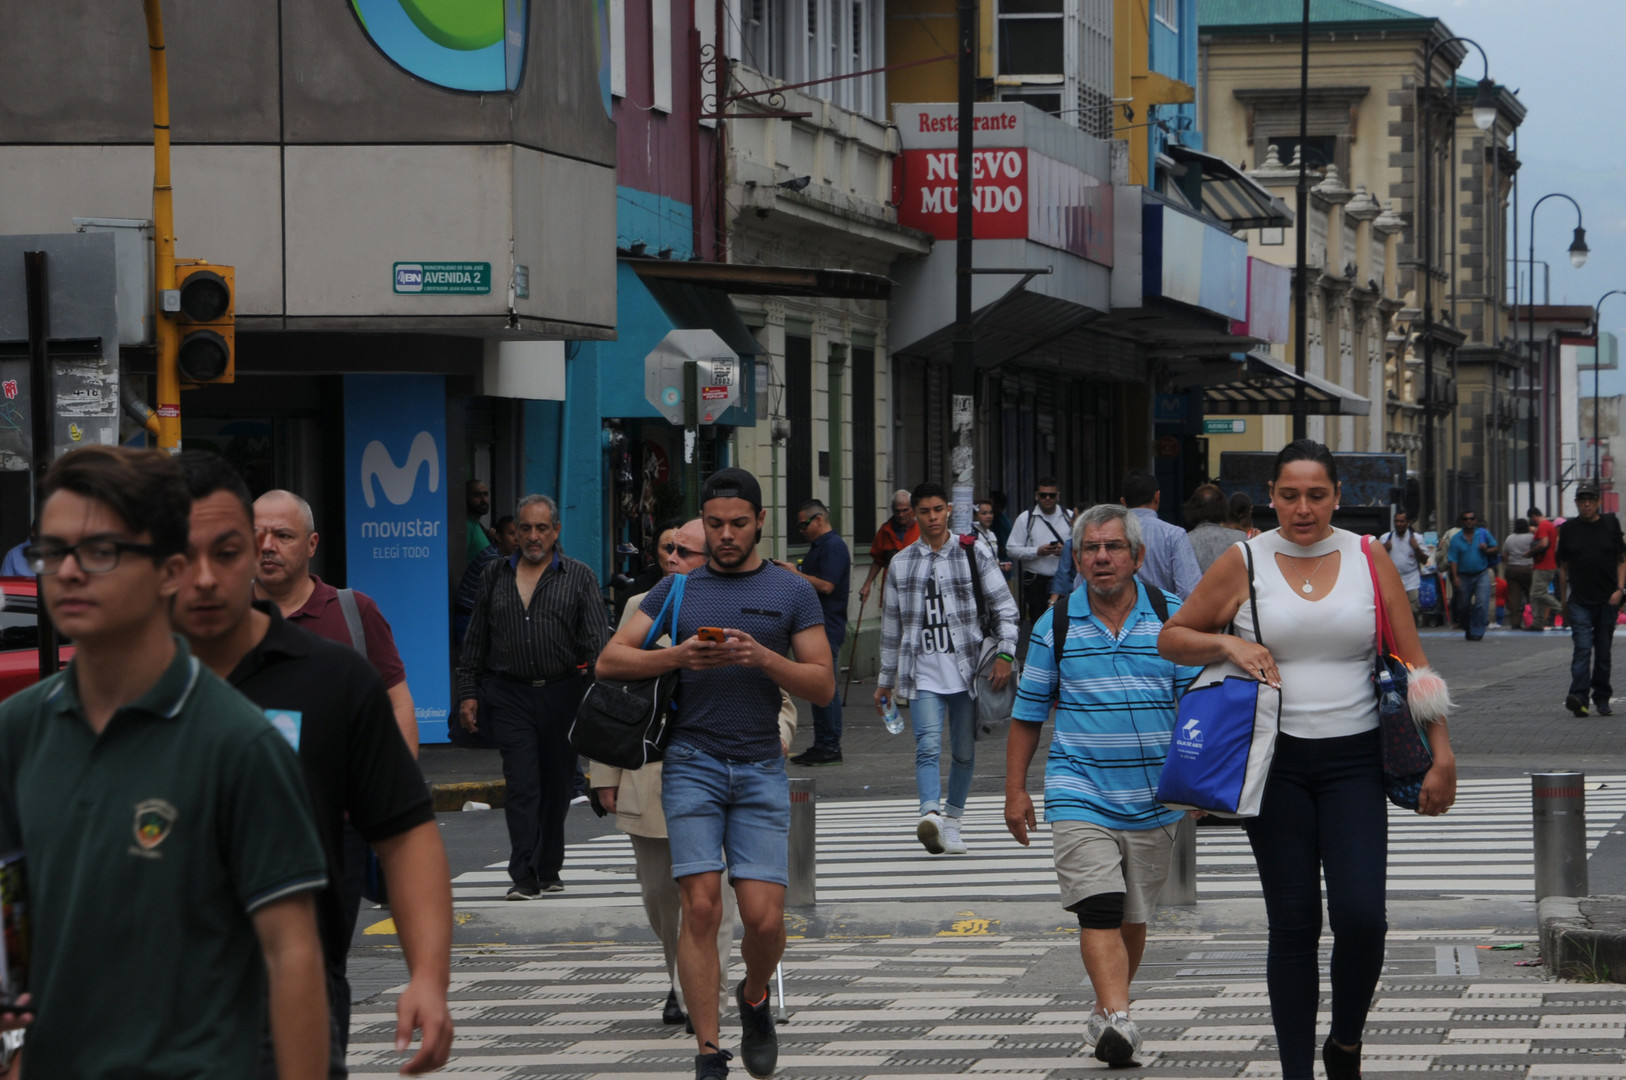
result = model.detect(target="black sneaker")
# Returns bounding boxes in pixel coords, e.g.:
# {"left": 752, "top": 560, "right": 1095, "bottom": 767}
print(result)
{"left": 1322, "top": 1037, "right": 1361, "bottom": 1080}
{"left": 504, "top": 882, "right": 542, "bottom": 901}
{"left": 1566, "top": 694, "right": 1590, "bottom": 717}
{"left": 695, "top": 1042, "right": 733, "bottom": 1080}
{"left": 736, "top": 979, "right": 777, "bottom": 1078}
{"left": 1598, "top": 700, "right": 1614, "bottom": 716}
{"left": 793, "top": 747, "right": 843, "bottom": 767}
{"left": 663, "top": 988, "right": 687, "bottom": 1025}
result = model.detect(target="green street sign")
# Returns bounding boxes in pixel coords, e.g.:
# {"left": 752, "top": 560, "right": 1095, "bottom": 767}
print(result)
{"left": 1204, "top": 419, "right": 1246, "bottom": 435}
{"left": 393, "top": 262, "right": 491, "bottom": 295}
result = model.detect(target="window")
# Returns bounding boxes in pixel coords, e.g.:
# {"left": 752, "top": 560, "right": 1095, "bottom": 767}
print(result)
{"left": 736, "top": 0, "right": 882, "bottom": 120}
{"left": 1262, "top": 135, "right": 1338, "bottom": 173}
{"left": 998, "top": 0, "right": 1064, "bottom": 77}
{"left": 1154, "top": 0, "right": 1177, "bottom": 29}
{"left": 999, "top": 89, "right": 1064, "bottom": 117}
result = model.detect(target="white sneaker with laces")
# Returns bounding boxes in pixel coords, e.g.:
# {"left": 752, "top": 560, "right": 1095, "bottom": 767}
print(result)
{"left": 916, "top": 813, "right": 945, "bottom": 854}
{"left": 941, "top": 816, "right": 968, "bottom": 854}
{"left": 1093, "top": 1011, "right": 1142, "bottom": 1065}
{"left": 1083, "top": 1008, "right": 1107, "bottom": 1049}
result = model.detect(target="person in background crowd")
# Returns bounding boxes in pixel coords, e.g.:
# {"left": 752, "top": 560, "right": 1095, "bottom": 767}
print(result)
{"left": 858, "top": 490, "right": 918, "bottom": 607}
{"left": 877, "top": 483, "right": 1018, "bottom": 858}
{"left": 1184, "top": 484, "right": 1235, "bottom": 574}
{"left": 1557, "top": 482, "right": 1626, "bottom": 717}
{"left": 973, "top": 499, "right": 1010, "bottom": 574}
{"left": 0, "top": 446, "right": 331, "bottom": 1078}
{"left": 1008, "top": 478, "right": 1073, "bottom": 622}
{"left": 253, "top": 491, "right": 418, "bottom": 752}
{"left": 1502, "top": 518, "right": 1535, "bottom": 632}
{"left": 1120, "top": 469, "right": 1200, "bottom": 600}
{"left": 454, "top": 514, "right": 517, "bottom": 644}
{"left": 174, "top": 451, "right": 453, "bottom": 1077}
{"left": 777, "top": 499, "right": 852, "bottom": 766}
{"left": 0, "top": 520, "right": 35, "bottom": 577}
{"left": 458, "top": 494, "right": 609, "bottom": 898}
{"left": 990, "top": 491, "right": 1014, "bottom": 564}
{"left": 597, "top": 468, "right": 833, "bottom": 1080}
{"left": 592, "top": 517, "right": 799, "bottom": 1032}
{"left": 1006, "top": 503, "right": 1198, "bottom": 1067}
{"left": 1159, "top": 439, "right": 1456, "bottom": 1080}
{"left": 1446, "top": 511, "right": 1498, "bottom": 642}
{"left": 1228, "top": 492, "right": 1259, "bottom": 538}
{"left": 1529, "top": 506, "right": 1562, "bottom": 631}
{"left": 1379, "top": 510, "right": 1426, "bottom": 617}
{"left": 465, "top": 479, "right": 494, "bottom": 565}
{"left": 1435, "top": 514, "right": 1467, "bottom": 629}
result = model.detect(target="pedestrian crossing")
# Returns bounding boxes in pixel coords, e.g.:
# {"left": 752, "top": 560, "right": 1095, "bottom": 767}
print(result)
{"left": 448, "top": 776, "right": 1626, "bottom": 908}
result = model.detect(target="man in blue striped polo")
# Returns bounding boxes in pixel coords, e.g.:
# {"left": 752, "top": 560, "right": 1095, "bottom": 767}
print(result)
{"left": 1004, "top": 503, "right": 1199, "bottom": 1067}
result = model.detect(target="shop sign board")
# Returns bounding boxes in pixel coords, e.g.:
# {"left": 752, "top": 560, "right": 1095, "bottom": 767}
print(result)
{"left": 644, "top": 330, "right": 738, "bottom": 425}
{"left": 1205, "top": 419, "right": 1247, "bottom": 435}
{"left": 393, "top": 262, "right": 492, "bottom": 294}
{"left": 343, "top": 374, "right": 452, "bottom": 745}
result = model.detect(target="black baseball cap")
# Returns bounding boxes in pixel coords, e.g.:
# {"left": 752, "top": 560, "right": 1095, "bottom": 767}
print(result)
{"left": 700, "top": 467, "right": 763, "bottom": 510}
{"left": 1577, "top": 481, "right": 1601, "bottom": 499}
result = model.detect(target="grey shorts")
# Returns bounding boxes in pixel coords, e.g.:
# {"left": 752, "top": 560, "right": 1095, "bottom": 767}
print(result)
{"left": 1052, "top": 819, "right": 1176, "bottom": 924}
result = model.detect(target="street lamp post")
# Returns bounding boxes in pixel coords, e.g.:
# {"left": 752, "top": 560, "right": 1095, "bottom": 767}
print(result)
{"left": 1594, "top": 291, "right": 1626, "bottom": 500}
{"left": 1526, "top": 193, "right": 1589, "bottom": 515}
{"left": 1419, "top": 37, "right": 1497, "bottom": 532}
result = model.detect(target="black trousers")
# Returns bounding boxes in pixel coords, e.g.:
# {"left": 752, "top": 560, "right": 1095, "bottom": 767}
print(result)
{"left": 484, "top": 673, "right": 587, "bottom": 887}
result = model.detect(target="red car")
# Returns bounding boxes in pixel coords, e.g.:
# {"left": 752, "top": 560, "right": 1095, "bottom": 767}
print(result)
{"left": 0, "top": 577, "right": 72, "bottom": 701}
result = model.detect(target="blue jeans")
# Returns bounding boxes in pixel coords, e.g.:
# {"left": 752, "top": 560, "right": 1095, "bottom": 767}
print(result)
{"left": 812, "top": 624, "right": 847, "bottom": 752}
{"left": 1243, "top": 731, "right": 1387, "bottom": 1080}
{"left": 910, "top": 689, "right": 975, "bottom": 818}
{"left": 1457, "top": 570, "right": 1492, "bottom": 638}
{"left": 661, "top": 741, "right": 790, "bottom": 886}
{"left": 1567, "top": 601, "right": 1618, "bottom": 704}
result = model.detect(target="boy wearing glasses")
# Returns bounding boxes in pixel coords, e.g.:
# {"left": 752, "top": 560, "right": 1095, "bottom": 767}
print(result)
{"left": 0, "top": 446, "right": 330, "bottom": 1077}
{"left": 776, "top": 500, "right": 851, "bottom": 765}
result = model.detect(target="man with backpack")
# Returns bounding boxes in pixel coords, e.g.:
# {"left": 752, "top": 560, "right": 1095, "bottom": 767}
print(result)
{"left": 1003, "top": 503, "right": 1198, "bottom": 1067}
{"left": 876, "top": 483, "right": 1018, "bottom": 857}
{"left": 1007, "top": 478, "right": 1073, "bottom": 623}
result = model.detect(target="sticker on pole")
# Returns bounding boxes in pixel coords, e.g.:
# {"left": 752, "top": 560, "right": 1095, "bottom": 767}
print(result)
{"left": 393, "top": 262, "right": 491, "bottom": 295}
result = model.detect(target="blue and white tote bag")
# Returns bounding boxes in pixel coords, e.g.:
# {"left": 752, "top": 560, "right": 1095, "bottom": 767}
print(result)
{"left": 1156, "top": 541, "right": 1281, "bottom": 818}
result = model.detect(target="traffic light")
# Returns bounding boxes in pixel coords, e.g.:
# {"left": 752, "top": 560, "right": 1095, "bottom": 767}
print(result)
{"left": 170, "top": 261, "right": 234, "bottom": 384}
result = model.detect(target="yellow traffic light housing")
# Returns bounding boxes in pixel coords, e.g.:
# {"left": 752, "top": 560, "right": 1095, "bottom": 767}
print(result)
{"left": 172, "top": 261, "right": 234, "bottom": 384}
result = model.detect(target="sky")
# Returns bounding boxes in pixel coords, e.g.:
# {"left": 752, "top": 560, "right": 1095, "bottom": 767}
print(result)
{"left": 1396, "top": 0, "right": 1626, "bottom": 390}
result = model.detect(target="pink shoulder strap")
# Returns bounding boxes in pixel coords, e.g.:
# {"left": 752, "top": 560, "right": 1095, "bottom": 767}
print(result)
{"left": 1361, "top": 535, "right": 1395, "bottom": 655}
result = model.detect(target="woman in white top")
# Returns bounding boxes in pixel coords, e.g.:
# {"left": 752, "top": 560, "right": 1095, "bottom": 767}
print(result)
{"left": 1159, "top": 440, "right": 1457, "bottom": 1080}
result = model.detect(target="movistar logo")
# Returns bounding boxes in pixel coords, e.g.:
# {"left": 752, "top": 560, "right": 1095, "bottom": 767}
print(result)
{"left": 351, "top": 0, "right": 528, "bottom": 92}
{"left": 360, "top": 431, "right": 440, "bottom": 508}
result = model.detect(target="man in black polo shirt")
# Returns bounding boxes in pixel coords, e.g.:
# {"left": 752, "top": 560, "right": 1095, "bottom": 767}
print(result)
{"left": 458, "top": 493, "right": 610, "bottom": 899}
{"left": 775, "top": 498, "right": 850, "bottom": 765}
{"left": 0, "top": 446, "right": 330, "bottom": 1078}
{"left": 1557, "top": 482, "right": 1626, "bottom": 717}
{"left": 172, "top": 452, "right": 453, "bottom": 1076}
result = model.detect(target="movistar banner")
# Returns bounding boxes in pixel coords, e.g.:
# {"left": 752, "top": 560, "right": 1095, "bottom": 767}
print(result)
{"left": 344, "top": 374, "right": 451, "bottom": 744}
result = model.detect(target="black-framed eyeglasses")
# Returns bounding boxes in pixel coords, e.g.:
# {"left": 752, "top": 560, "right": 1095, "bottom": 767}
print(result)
{"left": 661, "top": 543, "right": 701, "bottom": 559}
{"left": 1037, "top": 491, "right": 1060, "bottom": 499}
{"left": 26, "top": 538, "right": 160, "bottom": 576}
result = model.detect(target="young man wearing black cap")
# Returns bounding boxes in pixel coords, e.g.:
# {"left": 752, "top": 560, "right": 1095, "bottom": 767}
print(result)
{"left": 598, "top": 467, "right": 835, "bottom": 1080}
{"left": 1557, "top": 482, "right": 1626, "bottom": 716}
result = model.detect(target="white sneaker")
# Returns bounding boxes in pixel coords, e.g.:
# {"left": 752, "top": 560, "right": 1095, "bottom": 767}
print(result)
{"left": 1083, "top": 1008, "right": 1107, "bottom": 1048}
{"left": 1093, "top": 1011, "right": 1142, "bottom": 1065}
{"left": 916, "top": 813, "right": 946, "bottom": 854}
{"left": 941, "top": 816, "right": 968, "bottom": 854}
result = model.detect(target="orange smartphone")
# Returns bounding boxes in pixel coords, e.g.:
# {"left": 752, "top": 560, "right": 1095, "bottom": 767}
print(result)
{"left": 696, "top": 627, "right": 727, "bottom": 643}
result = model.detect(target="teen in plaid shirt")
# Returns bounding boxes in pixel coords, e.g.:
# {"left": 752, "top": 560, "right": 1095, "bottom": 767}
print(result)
{"left": 875, "top": 483, "right": 1019, "bottom": 855}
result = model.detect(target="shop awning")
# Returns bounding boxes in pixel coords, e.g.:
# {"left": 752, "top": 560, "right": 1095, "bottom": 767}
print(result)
{"left": 629, "top": 258, "right": 892, "bottom": 300}
{"left": 1163, "top": 145, "right": 1294, "bottom": 231}
{"left": 638, "top": 276, "right": 765, "bottom": 358}
{"left": 1203, "top": 352, "right": 1370, "bottom": 416}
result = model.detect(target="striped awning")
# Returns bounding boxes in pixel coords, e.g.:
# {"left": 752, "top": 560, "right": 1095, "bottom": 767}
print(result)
{"left": 1165, "top": 145, "right": 1294, "bottom": 231}
{"left": 1204, "top": 352, "right": 1370, "bottom": 416}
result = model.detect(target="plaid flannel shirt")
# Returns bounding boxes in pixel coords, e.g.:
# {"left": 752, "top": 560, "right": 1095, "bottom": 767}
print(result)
{"left": 878, "top": 535, "right": 1020, "bottom": 698}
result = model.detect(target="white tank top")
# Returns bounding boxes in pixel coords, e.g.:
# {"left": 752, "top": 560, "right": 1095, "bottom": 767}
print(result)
{"left": 1233, "top": 528, "right": 1378, "bottom": 739}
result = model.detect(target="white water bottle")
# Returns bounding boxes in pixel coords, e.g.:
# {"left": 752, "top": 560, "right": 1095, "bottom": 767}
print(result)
{"left": 881, "top": 694, "right": 904, "bottom": 734}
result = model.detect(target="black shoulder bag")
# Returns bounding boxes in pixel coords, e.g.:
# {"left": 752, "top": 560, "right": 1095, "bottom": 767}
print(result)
{"left": 570, "top": 575, "right": 686, "bottom": 770}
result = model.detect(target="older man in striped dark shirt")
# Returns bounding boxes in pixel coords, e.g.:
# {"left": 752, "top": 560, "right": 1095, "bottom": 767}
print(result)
{"left": 458, "top": 493, "right": 609, "bottom": 899}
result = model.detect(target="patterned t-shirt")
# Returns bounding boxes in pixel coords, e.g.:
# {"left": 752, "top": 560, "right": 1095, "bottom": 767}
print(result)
{"left": 640, "top": 561, "right": 825, "bottom": 761}
{"left": 914, "top": 566, "right": 967, "bottom": 694}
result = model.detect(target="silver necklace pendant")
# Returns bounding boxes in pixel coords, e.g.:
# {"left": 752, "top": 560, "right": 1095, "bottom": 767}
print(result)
{"left": 1301, "top": 581, "right": 1315, "bottom": 594}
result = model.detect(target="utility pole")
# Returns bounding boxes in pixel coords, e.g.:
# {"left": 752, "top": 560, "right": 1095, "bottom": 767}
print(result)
{"left": 1291, "top": 0, "right": 1308, "bottom": 441}
{"left": 143, "top": 0, "right": 181, "bottom": 452}
{"left": 950, "top": 0, "right": 976, "bottom": 534}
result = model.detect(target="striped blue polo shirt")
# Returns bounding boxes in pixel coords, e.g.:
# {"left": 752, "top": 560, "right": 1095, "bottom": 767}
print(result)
{"left": 1013, "top": 581, "right": 1200, "bottom": 830}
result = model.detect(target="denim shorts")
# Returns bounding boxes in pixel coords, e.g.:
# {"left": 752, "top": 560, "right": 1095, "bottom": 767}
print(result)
{"left": 661, "top": 741, "right": 790, "bottom": 887}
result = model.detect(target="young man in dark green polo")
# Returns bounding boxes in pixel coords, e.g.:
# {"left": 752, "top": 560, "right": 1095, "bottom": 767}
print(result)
{"left": 0, "top": 446, "right": 331, "bottom": 1079}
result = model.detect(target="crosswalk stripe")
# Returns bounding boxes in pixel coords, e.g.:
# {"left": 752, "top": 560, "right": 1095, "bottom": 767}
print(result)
{"left": 450, "top": 775, "right": 1626, "bottom": 907}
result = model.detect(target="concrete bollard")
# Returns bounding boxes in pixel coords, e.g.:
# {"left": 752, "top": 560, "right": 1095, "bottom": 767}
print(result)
{"left": 787, "top": 776, "right": 816, "bottom": 907}
{"left": 1158, "top": 814, "right": 1198, "bottom": 907}
{"left": 1533, "top": 771, "right": 1588, "bottom": 904}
